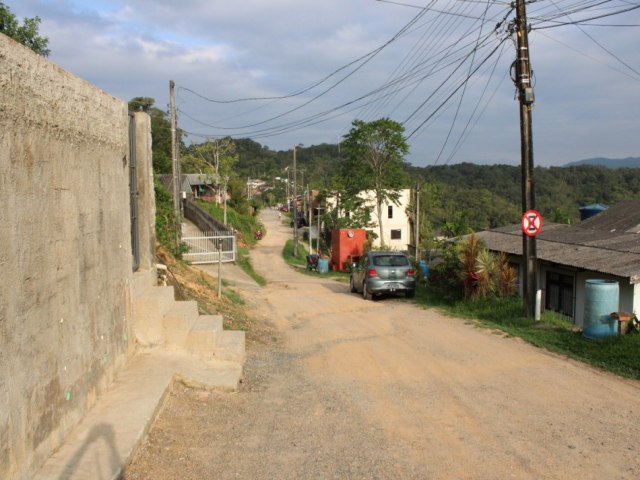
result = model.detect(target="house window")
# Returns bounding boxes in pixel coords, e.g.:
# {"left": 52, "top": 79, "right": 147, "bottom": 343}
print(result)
{"left": 546, "top": 272, "right": 574, "bottom": 318}
{"left": 390, "top": 229, "right": 401, "bottom": 240}
{"left": 388, "top": 205, "right": 393, "bottom": 219}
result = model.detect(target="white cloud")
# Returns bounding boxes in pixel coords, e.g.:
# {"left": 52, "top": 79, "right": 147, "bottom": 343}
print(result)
{"left": 9, "top": 0, "right": 640, "bottom": 165}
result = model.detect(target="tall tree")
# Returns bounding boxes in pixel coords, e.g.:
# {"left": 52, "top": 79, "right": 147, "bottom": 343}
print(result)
{"left": 0, "top": 2, "right": 50, "bottom": 56}
{"left": 128, "top": 97, "right": 173, "bottom": 174}
{"left": 190, "top": 138, "right": 236, "bottom": 203}
{"left": 341, "top": 118, "right": 409, "bottom": 245}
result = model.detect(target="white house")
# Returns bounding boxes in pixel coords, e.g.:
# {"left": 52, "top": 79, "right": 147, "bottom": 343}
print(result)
{"left": 328, "top": 188, "right": 413, "bottom": 251}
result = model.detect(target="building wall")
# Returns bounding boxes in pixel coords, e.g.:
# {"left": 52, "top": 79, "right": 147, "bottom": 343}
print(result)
{"left": 360, "top": 189, "right": 412, "bottom": 250}
{"left": 509, "top": 258, "right": 633, "bottom": 327}
{"left": 536, "top": 263, "right": 632, "bottom": 327}
{"left": 0, "top": 34, "right": 150, "bottom": 479}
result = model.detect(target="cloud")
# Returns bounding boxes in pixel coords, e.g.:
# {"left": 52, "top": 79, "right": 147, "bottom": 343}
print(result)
{"left": 9, "top": 0, "right": 640, "bottom": 165}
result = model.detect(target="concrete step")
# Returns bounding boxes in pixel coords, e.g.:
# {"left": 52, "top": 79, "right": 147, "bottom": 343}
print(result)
{"left": 215, "top": 330, "right": 246, "bottom": 363}
{"left": 132, "top": 286, "right": 176, "bottom": 346}
{"left": 32, "top": 350, "right": 242, "bottom": 480}
{"left": 163, "top": 301, "right": 200, "bottom": 348}
{"left": 184, "top": 314, "right": 223, "bottom": 357}
{"left": 131, "top": 270, "right": 155, "bottom": 295}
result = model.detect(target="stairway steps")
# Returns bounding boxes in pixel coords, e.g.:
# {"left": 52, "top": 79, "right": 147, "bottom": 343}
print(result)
{"left": 185, "top": 315, "right": 223, "bottom": 357}
{"left": 132, "top": 286, "right": 175, "bottom": 346}
{"left": 163, "top": 301, "right": 200, "bottom": 347}
{"left": 215, "top": 330, "right": 246, "bottom": 363}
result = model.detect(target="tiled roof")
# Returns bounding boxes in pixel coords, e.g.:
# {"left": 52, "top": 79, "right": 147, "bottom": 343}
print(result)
{"left": 475, "top": 200, "right": 640, "bottom": 282}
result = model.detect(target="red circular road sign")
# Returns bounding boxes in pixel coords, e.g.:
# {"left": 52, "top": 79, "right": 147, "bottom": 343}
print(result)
{"left": 522, "top": 209, "right": 543, "bottom": 237}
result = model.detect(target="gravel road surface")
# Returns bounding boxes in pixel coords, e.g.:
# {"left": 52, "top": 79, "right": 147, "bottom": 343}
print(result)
{"left": 124, "top": 208, "right": 640, "bottom": 480}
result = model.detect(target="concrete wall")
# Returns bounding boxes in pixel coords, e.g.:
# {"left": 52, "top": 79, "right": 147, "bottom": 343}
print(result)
{"left": 358, "top": 189, "right": 412, "bottom": 250}
{"left": 0, "top": 34, "right": 152, "bottom": 479}
{"left": 133, "top": 112, "right": 156, "bottom": 272}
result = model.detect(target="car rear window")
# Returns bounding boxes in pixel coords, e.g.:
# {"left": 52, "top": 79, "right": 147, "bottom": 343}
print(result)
{"left": 373, "top": 255, "right": 409, "bottom": 267}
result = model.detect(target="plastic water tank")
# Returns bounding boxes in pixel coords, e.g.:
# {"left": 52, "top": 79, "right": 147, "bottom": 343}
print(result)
{"left": 317, "top": 258, "right": 329, "bottom": 274}
{"left": 579, "top": 204, "right": 608, "bottom": 221}
{"left": 582, "top": 279, "right": 618, "bottom": 339}
{"left": 418, "top": 260, "right": 429, "bottom": 279}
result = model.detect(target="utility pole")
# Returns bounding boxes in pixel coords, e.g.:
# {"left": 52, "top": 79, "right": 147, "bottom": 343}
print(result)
{"left": 223, "top": 175, "right": 229, "bottom": 226}
{"left": 293, "top": 146, "right": 298, "bottom": 257}
{"left": 170, "top": 80, "right": 181, "bottom": 246}
{"left": 285, "top": 167, "right": 290, "bottom": 209}
{"left": 514, "top": 0, "right": 537, "bottom": 317}
{"left": 415, "top": 186, "right": 420, "bottom": 262}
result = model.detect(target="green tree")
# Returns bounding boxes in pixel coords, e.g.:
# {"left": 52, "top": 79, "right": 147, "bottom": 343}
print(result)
{"left": 0, "top": 2, "right": 50, "bottom": 56}
{"left": 128, "top": 97, "right": 173, "bottom": 174}
{"left": 341, "top": 118, "right": 409, "bottom": 245}
{"left": 189, "top": 138, "right": 237, "bottom": 202}
{"left": 128, "top": 97, "right": 156, "bottom": 113}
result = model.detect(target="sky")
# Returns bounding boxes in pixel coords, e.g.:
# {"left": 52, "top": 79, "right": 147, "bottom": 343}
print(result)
{"left": 10, "top": 0, "right": 640, "bottom": 167}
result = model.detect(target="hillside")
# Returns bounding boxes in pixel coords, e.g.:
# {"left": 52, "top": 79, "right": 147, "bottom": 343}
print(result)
{"left": 408, "top": 162, "right": 640, "bottom": 232}
{"left": 563, "top": 157, "right": 640, "bottom": 168}
{"left": 183, "top": 136, "right": 639, "bottom": 234}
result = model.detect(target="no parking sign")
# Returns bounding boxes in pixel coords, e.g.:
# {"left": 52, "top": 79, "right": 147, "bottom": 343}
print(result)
{"left": 522, "top": 210, "right": 543, "bottom": 237}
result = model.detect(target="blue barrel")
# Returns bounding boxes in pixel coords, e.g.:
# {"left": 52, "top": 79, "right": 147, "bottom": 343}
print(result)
{"left": 418, "top": 260, "right": 429, "bottom": 279}
{"left": 583, "top": 279, "right": 618, "bottom": 339}
{"left": 317, "top": 258, "right": 329, "bottom": 274}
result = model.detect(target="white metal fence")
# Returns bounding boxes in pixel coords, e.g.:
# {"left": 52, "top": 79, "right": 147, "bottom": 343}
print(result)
{"left": 182, "top": 230, "right": 237, "bottom": 264}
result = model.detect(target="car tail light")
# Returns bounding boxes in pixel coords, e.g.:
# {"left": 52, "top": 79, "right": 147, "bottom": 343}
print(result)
{"left": 406, "top": 269, "right": 415, "bottom": 277}
{"left": 367, "top": 269, "right": 379, "bottom": 277}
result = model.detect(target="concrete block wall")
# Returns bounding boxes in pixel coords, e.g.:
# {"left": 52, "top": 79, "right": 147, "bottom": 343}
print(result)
{"left": 0, "top": 34, "right": 147, "bottom": 479}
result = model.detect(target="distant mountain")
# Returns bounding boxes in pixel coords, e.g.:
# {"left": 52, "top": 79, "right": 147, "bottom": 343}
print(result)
{"left": 563, "top": 157, "right": 640, "bottom": 168}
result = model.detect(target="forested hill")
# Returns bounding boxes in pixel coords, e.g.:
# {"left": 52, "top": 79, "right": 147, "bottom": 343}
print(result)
{"left": 406, "top": 162, "right": 640, "bottom": 231}
{"left": 206, "top": 137, "right": 640, "bottom": 232}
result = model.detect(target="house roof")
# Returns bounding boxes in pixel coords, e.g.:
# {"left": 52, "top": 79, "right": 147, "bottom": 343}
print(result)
{"left": 475, "top": 200, "right": 640, "bottom": 283}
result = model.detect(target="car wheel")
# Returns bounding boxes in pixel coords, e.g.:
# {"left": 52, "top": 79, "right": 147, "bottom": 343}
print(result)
{"left": 405, "top": 289, "right": 415, "bottom": 299}
{"left": 362, "top": 282, "right": 372, "bottom": 300}
{"left": 350, "top": 276, "right": 357, "bottom": 293}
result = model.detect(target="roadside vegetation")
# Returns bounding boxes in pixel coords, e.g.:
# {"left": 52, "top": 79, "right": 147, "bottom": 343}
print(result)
{"left": 282, "top": 215, "right": 640, "bottom": 380}
{"left": 153, "top": 181, "right": 256, "bottom": 330}
{"left": 145, "top": 92, "right": 639, "bottom": 379}
{"left": 418, "top": 236, "right": 640, "bottom": 380}
{"left": 282, "top": 240, "right": 348, "bottom": 281}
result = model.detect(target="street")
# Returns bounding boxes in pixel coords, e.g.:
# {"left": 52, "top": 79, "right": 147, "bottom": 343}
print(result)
{"left": 124, "top": 208, "right": 640, "bottom": 480}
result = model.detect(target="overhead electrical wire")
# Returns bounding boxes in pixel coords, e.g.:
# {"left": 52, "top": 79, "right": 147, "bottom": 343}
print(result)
{"left": 175, "top": 0, "right": 639, "bottom": 159}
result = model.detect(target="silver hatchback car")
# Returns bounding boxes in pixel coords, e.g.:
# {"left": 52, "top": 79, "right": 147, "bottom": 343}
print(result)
{"left": 350, "top": 251, "right": 416, "bottom": 300}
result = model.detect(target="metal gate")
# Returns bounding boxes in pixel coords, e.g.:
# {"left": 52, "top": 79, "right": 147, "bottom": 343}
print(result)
{"left": 182, "top": 230, "right": 237, "bottom": 264}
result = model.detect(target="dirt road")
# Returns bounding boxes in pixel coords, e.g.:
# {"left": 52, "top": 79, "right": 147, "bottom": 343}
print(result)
{"left": 124, "top": 209, "right": 640, "bottom": 480}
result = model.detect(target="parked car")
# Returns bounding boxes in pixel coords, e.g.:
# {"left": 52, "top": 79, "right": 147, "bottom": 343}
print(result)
{"left": 350, "top": 251, "right": 416, "bottom": 300}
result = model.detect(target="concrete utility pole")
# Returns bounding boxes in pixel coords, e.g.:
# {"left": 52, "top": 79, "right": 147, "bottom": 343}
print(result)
{"left": 284, "top": 167, "right": 290, "bottom": 209}
{"left": 514, "top": 0, "right": 537, "bottom": 317}
{"left": 223, "top": 175, "right": 229, "bottom": 226}
{"left": 308, "top": 185, "right": 313, "bottom": 255}
{"left": 170, "top": 80, "right": 181, "bottom": 246}
{"left": 415, "top": 186, "right": 420, "bottom": 262}
{"left": 293, "top": 145, "right": 298, "bottom": 257}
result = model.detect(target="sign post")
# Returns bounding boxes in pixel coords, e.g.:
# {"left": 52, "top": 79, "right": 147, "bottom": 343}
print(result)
{"left": 521, "top": 209, "right": 542, "bottom": 318}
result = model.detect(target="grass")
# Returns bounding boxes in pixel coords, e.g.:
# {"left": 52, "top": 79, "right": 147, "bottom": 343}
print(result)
{"left": 415, "top": 289, "right": 640, "bottom": 380}
{"left": 237, "top": 247, "right": 267, "bottom": 286}
{"left": 156, "top": 245, "right": 252, "bottom": 332}
{"left": 282, "top": 240, "right": 350, "bottom": 281}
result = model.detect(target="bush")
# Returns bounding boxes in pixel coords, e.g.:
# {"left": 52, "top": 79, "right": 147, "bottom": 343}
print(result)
{"left": 154, "top": 178, "right": 186, "bottom": 257}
